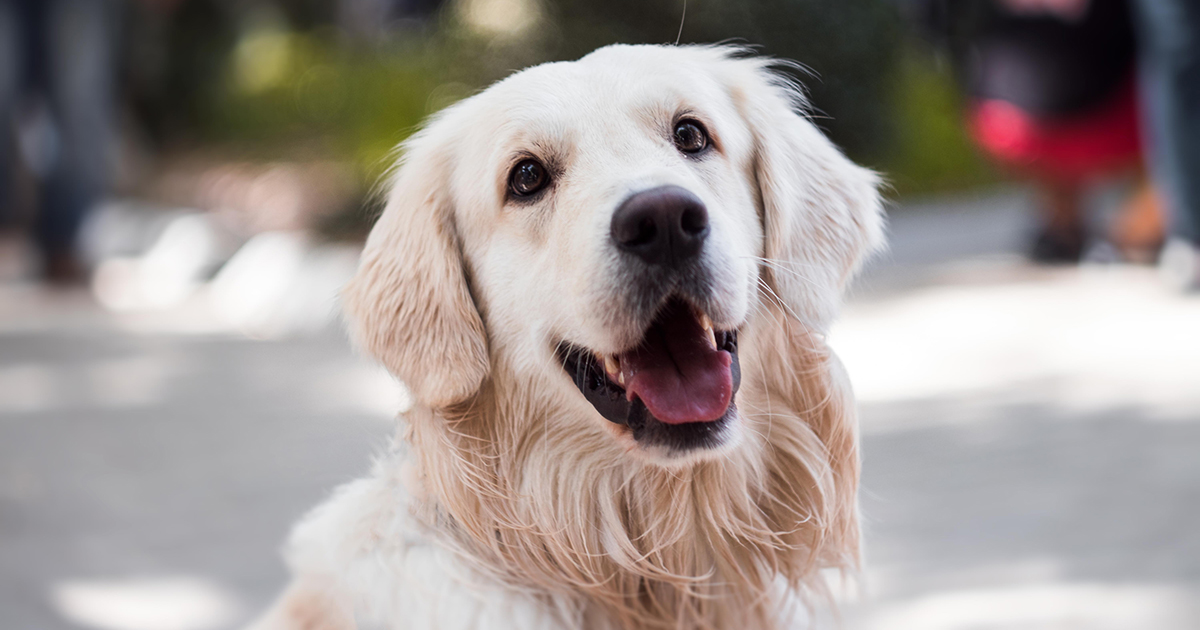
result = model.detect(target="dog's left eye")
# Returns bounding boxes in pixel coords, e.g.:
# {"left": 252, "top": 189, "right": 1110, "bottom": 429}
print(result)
{"left": 509, "top": 159, "right": 550, "bottom": 197}
{"left": 673, "top": 119, "right": 709, "bottom": 154}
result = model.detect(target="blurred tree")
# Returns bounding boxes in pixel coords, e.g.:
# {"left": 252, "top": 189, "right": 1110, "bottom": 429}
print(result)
{"left": 113, "top": 0, "right": 1000, "bottom": 207}
{"left": 123, "top": 0, "right": 238, "bottom": 143}
{"left": 541, "top": 0, "right": 904, "bottom": 160}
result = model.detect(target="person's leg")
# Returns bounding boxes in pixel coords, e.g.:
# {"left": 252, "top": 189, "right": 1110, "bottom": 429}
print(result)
{"left": 36, "top": 0, "right": 116, "bottom": 282}
{"left": 1030, "top": 178, "right": 1088, "bottom": 263}
{"left": 1110, "top": 174, "right": 1164, "bottom": 263}
{"left": 1131, "top": 0, "right": 1200, "bottom": 286}
{"left": 0, "top": 1, "right": 24, "bottom": 226}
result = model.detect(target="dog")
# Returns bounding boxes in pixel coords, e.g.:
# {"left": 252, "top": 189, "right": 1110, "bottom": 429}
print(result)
{"left": 248, "top": 44, "right": 884, "bottom": 630}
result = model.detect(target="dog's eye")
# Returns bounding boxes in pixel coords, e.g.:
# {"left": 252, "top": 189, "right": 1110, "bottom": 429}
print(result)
{"left": 508, "top": 159, "right": 549, "bottom": 197}
{"left": 673, "top": 119, "right": 709, "bottom": 154}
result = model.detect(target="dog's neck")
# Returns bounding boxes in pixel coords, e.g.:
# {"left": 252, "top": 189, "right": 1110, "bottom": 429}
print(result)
{"left": 402, "top": 315, "right": 860, "bottom": 630}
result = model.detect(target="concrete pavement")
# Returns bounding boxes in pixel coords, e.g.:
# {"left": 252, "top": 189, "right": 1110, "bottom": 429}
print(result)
{"left": 2, "top": 188, "right": 1198, "bottom": 629}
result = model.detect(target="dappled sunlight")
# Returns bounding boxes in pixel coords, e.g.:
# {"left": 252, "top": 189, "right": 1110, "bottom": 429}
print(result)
{"left": 0, "top": 355, "right": 180, "bottom": 413}
{"left": 51, "top": 576, "right": 242, "bottom": 630}
{"left": 457, "top": 0, "right": 543, "bottom": 38}
{"left": 91, "top": 214, "right": 223, "bottom": 312}
{"left": 208, "top": 232, "right": 310, "bottom": 336}
{"left": 858, "top": 581, "right": 1198, "bottom": 630}
{"left": 832, "top": 264, "right": 1200, "bottom": 426}
{"left": 309, "top": 361, "right": 412, "bottom": 419}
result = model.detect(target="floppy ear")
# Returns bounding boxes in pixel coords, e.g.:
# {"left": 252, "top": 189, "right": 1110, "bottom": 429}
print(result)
{"left": 722, "top": 56, "right": 885, "bottom": 330}
{"left": 342, "top": 132, "right": 490, "bottom": 409}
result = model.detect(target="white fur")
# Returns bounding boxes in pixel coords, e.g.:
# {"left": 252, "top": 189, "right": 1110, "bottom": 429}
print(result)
{"left": 248, "top": 44, "right": 884, "bottom": 630}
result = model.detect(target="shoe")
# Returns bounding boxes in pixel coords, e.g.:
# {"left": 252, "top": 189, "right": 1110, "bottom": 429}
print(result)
{"left": 41, "top": 248, "right": 87, "bottom": 286}
{"left": 1159, "top": 238, "right": 1200, "bottom": 292}
{"left": 1029, "top": 225, "right": 1086, "bottom": 264}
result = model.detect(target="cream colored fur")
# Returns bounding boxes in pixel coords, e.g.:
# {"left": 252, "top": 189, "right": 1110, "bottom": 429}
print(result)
{"left": 248, "top": 44, "right": 884, "bottom": 630}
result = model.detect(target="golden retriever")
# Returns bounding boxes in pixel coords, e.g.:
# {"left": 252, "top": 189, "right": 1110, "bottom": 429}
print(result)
{"left": 248, "top": 44, "right": 884, "bottom": 630}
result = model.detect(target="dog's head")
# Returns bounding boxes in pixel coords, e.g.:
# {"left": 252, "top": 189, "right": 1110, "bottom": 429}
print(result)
{"left": 345, "top": 44, "right": 883, "bottom": 463}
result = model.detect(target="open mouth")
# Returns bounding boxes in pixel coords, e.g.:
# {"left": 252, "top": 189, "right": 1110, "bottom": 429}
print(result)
{"left": 557, "top": 297, "right": 741, "bottom": 452}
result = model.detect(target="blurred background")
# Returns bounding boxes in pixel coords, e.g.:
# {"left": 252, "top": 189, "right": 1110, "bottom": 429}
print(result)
{"left": 1, "top": 0, "right": 1198, "bottom": 628}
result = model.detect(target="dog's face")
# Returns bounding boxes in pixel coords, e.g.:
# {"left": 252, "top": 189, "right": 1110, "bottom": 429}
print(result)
{"left": 345, "top": 45, "right": 883, "bottom": 463}
{"left": 452, "top": 48, "right": 766, "bottom": 457}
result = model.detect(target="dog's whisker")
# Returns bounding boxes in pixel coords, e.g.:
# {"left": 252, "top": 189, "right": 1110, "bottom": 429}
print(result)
{"left": 744, "top": 255, "right": 826, "bottom": 287}
{"left": 756, "top": 276, "right": 809, "bottom": 325}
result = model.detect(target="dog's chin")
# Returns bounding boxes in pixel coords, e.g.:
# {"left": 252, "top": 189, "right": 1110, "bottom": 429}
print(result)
{"left": 556, "top": 296, "right": 742, "bottom": 460}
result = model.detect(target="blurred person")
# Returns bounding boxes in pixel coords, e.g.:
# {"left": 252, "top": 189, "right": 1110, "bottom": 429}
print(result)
{"left": 1130, "top": 0, "right": 1200, "bottom": 289}
{"left": 911, "top": 0, "right": 1163, "bottom": 263}
{"left": 0, "top": 0, "right": 116, "bottom": 283}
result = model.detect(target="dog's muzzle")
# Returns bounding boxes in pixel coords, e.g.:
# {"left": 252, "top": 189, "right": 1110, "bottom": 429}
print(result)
{"left": 557, "top": 298, "right": 741, "bottom": 453}
{"left": 557, "top": 186, "right": 742, "bottom": 454}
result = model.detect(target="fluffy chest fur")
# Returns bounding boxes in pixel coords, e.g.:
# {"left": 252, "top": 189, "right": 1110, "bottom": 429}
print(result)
{"left": 277, "top": 310, "right": 860, "bottom": 630}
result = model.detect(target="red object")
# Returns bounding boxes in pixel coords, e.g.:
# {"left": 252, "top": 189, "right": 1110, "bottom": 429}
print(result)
{"left": 969, "top": 78, "right": 1142, "bottom": 182}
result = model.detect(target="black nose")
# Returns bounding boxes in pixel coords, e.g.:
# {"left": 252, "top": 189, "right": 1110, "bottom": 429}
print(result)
{"left": 610, "top": 186, "right": 709, "bottom": 267}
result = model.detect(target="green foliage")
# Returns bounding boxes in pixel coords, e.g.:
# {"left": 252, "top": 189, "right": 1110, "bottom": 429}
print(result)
{"left": 879, "top": 48, "right": 1000, "bottom": 196}
{"left": 135, "top": 0, "right": 1005, "bottom": 199}
{"left": 205, "top": 31, "right": 445, "bottom": 178}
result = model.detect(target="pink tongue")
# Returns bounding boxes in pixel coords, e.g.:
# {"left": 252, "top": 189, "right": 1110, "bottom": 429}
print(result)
{"left": 619, "top": 303, "right": 732, "bottom": 425}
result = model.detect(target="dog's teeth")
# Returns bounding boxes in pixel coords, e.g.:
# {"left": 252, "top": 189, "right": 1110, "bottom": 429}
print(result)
{"left": 698, "top": 313, "right": 717, "bottom": 350}
{"left": 604, "top": 354, "right": 620, "bottom": 377}
{"left": 599, "top": 354, "right": 626, "bottom": 386}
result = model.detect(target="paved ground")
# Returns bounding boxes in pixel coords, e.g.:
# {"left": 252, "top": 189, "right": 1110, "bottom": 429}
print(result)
{"left": 2, "top": 189, "right": 1198, "bottom": 630}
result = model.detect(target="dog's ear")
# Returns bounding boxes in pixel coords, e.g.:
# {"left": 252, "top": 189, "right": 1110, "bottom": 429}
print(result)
{"left": 342, "top": 132, "right": 489, "bottom": 409}
{"left": 721, "top": 55, "right": 885, "bottom": 329}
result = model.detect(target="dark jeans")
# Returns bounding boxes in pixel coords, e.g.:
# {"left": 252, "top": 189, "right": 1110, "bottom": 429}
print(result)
{"left": 1132, "top": 0, "right": 1200, "bottom": 244}
{"left": 0, "top": 0, "right": 115, "bottom": 261}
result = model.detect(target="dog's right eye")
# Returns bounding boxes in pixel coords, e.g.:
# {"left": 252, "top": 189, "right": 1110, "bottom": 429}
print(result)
{"left": 508, "top": 159, "right": 550, "bottom": 197}
{"left": 673, "top": 119, "right": 709, "bottom": 154}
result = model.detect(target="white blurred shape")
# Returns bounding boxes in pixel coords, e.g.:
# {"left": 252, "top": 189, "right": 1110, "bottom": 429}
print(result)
{"left": 865, "top": 582, "right": 1195, "bottom": 630}
{"left": 92, "top": 257, "right": 145, "bottom": 311}
{"left": 51, "top": 576, "right": 240, "bottom": 630}
{"left": 209, "top": 231, "right": 308, "bottom": 338}
{"left": 1159, "top": 237, "right": 1200, "bottom": 292}
{"left": 273, "top": 244, "right": 361, "bottom": 336}
{"left": 138, "top": 215, "right": 219, "bottom": 308}
{"left": 314, "top": 362, "right": 412, "bottom": 418}
{"left": 832, "top": 265, "right": 1200, "bottom": 428}
{"left": 92, "top": 213, "right": 223, "bottom": 312}
{"left": 458, "top": 0, "right": 540, "bottom": 36}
